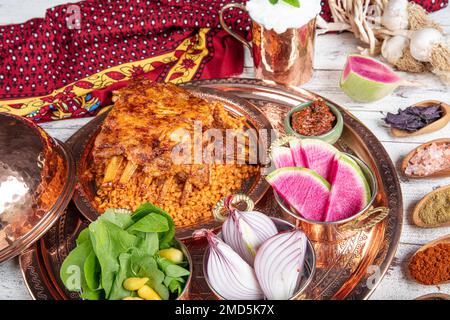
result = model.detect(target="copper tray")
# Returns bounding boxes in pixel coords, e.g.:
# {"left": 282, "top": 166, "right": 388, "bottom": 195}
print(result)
{"left": 71, "top": 87, "right": 273, "bottom": 239}
{"left": 19, "top": 78, "right": 403, "bottom": 300}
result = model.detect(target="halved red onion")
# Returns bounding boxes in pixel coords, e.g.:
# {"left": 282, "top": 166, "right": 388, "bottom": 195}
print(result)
{"left": 254, "top": 229, "right": 308, "bottom": 300}
{"left": 221, "top": 198, "right": 278, "bottom": 265}
{"left": 202, "top": 229, "right": 264, "bottom": 300}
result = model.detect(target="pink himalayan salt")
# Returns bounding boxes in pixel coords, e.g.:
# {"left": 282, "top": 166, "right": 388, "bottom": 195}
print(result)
{"left": 405, "top": 142, "right": 450, "bottom": 176}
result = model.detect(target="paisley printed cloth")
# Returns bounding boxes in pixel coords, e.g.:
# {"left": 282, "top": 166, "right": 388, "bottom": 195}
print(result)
{"left": 0, "top": 0, "right": 251, "bottom": 122}
{"left": 0, "top": 0, "right": 447, "bottom": 122}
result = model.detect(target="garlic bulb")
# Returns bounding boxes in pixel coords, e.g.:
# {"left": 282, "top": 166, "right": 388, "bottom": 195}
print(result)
{"left": 445, "top": 35, "right": 450, "bottom": 50}
{"left": 381, "top": 36, "right": 409, "bottom": 65}
{"left": 381, "top": 0, "right": 409, "bottom": 31}
{"left": 410, "top": 28, "right": 444, "bottom": 62}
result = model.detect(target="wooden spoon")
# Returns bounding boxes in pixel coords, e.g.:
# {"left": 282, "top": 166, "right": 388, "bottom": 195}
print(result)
{"left": 402, "top": 138, "right": 450, "bottom": 178}
{"left": 412, "top": 185, "right": 450, "bottom": 228}
{"left": 391, "top": 100, "right": 450, "bottom": 137}
{"left": 415, "top": 293, "right": 450, "bottom": 300}
{"left": 409, "top": 235, "right": 450, "bottom": 285}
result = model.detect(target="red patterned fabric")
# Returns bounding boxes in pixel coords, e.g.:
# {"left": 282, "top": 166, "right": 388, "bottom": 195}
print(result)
{"left": 0, "top": 0, "right": 251, "bottom": 122}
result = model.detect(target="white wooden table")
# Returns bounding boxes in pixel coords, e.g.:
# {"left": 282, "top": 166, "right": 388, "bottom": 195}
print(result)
{"left": 0, "top": 0, "right": 449, "bottom": 300}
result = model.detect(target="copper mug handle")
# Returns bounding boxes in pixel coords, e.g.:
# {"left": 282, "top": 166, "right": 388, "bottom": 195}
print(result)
{"left": 219, "top": 3, "right": 252, "bottom": 51}
{"left": 339, "top": 207, "right": 390, "bottom": 232}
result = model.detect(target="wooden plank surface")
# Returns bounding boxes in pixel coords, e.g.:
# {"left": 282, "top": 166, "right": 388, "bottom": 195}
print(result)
{"left": 0, "top": 0, "right": 449, "bottom": 300}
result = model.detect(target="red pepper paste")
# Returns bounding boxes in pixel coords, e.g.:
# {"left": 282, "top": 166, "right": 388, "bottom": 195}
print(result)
{"left": 291, "top": 99, "right": 336, "bottom": 136}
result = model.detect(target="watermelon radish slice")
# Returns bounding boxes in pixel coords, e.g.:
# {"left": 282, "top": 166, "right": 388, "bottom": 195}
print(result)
{"left": 299, "top": 139, "right": 339, "bottom": 181}
{"left": 325, "top": 154, "right": 371, "bottom": 222}
{"left": 340, "top": 54, "right": 405, "bottom": 103}
{"left": 289, "top": 138, "right": 307, "bottom": 167}
{"left": 267, "top": 167, "right": 331, "bottom": 222}
{"left": 271, "top": 146, "right": 295, "bottom": 168}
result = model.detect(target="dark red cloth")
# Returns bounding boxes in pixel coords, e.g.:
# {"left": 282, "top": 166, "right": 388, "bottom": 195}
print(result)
{"left": 0, "top": 0, "right": 249, "bottom": 99}
{"left": 0, "top": 0, "right": 251, "bottom": 122}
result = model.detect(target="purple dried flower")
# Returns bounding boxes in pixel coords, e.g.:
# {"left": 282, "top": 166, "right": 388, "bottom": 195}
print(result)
{"left": 383, "top": 104, "right": 443, "bottom": 132}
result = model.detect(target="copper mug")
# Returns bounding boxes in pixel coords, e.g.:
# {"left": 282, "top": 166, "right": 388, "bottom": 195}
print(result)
{"left": 219, "top": 3, "right": 317, "bottom": 86}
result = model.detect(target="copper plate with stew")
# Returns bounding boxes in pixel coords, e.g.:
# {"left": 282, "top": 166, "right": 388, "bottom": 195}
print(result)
{"left": 19, "top": 78, "right": 402, "bottom": 300}
{"left": 70, "top": 87, "right": 273, "bottom": 239}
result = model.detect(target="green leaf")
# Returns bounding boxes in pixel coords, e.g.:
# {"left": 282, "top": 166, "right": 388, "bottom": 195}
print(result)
{"left": 60, "top": 240, "right": 103, "bottom": 300}
{"left": 131, "top": 202, "right": 168, "bottom": 221}
{"left": 100, "top": 209, "right": 134, "bottom": 229}
{"left": 130, "top": 252, "right": 169, "bottom": 300}
{"left": 108, "top": 253, "right": 133, "bottom": 300}
{"left": 134, "top": 232, "right": 159, "bottom": 256}
{"left": 282, "top": 0, "right": 300, "bottom": 8}
{"left": 89, "top": 220, "right": 137, "bottom": 298}
{"left": 166, "top": 265, "right": 190, "bottom": 278}
{"left": 83, "top": 250, "right": 101, "bottom": 291}
{"left": 76, "top": 228, "right": 90, "bottom": 246}
{"left": 130, "top": 203, "right": 175, "bottom": 246}
{"left": 168, "top": 279, "right": 183, "bottom": 296}
{"left": 127, "top": 213, "right": 169, "bottom": 233}
{"left": 153, "top": 282, "right": 170, "bottom": 300}
{"left": 269, "top": 0, "right": 278, "bottom": 4}
{"left": 157, "top": 257, "right": 190, "bottom": 278}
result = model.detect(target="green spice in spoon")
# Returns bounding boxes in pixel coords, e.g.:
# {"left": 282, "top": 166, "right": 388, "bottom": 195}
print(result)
{"left": 413, "top": 186, "right": 450, "bottom": 228}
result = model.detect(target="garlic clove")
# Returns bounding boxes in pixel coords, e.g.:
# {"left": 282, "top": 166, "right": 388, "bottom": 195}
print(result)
{"left": 381, "top": 0, "right": 409, "bottom": 31}
{"left": 381, "top": 36, "right": 409, "bottom": 65}
{"left": 410, "top": 28, "right": 444, "bottom": 62}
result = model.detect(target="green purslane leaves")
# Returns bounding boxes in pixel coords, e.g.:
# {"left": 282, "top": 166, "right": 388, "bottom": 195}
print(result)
{"left": 268, "top": 0, "right": 301, "bottom": 8}
{"left": 59, "top": 202, "right": 190, "bottom": 300}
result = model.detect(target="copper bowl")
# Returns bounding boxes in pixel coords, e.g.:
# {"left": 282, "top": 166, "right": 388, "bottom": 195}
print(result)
{"left": 174, "top": 239, "right": 193, "bottom": 300}
{"left": 202, "top": 217, "right": 316, "bottom": 300}
{"left": 0, "top": 113, "right": 75, "bottom": 263}
{"left": 273, "top": 154, "right": 389, "bottom": 243}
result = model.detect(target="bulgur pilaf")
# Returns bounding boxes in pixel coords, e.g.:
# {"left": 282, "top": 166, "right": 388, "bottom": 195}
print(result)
{"left": 94, "top": 164, "right": 258, "bottom": 227}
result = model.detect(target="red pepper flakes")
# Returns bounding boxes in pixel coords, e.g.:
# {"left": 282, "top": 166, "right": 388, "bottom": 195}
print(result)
{"left": 291, "top": 99, "right": 336, "bottom": 136}
{"left": 409, "top": 243, "right": 450, "bottom": 285}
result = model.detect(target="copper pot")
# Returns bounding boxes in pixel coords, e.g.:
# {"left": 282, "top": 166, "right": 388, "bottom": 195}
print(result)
{"left": 219, "top": 3, "right": 317, "bottom": 86}
{"left": 273, "top": 154, "right": 389, "bottom": 243}
{"left": 0, "top": 113, "right": 75, "bottom": 263}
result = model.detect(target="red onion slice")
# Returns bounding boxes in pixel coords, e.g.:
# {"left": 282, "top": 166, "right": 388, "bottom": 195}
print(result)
{"left": 204, "top": 230, "right": 264, "bottom": 300}
{"left": 254, "top": 229, "right": 308, "bottom": 300}
{"left": 222, "top": 210, "right": 278, "bottom": 266}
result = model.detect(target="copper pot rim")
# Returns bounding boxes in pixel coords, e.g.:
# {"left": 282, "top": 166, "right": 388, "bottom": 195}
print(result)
{"left": 175, "top": 238, "right": 193, "bottom": 300}
{"left": 201, "top": 217, "right": 317, "bottom": 300}
{"left": 0, "top": 139, "right": 76, "bottom": 263}
{"left": 273, "top": 154, "right": 379, "bottom": 226}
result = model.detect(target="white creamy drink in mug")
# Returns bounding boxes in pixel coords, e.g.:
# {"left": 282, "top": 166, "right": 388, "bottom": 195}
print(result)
{"left": 220, "top": 0, "right": 322, "bottom": 85}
